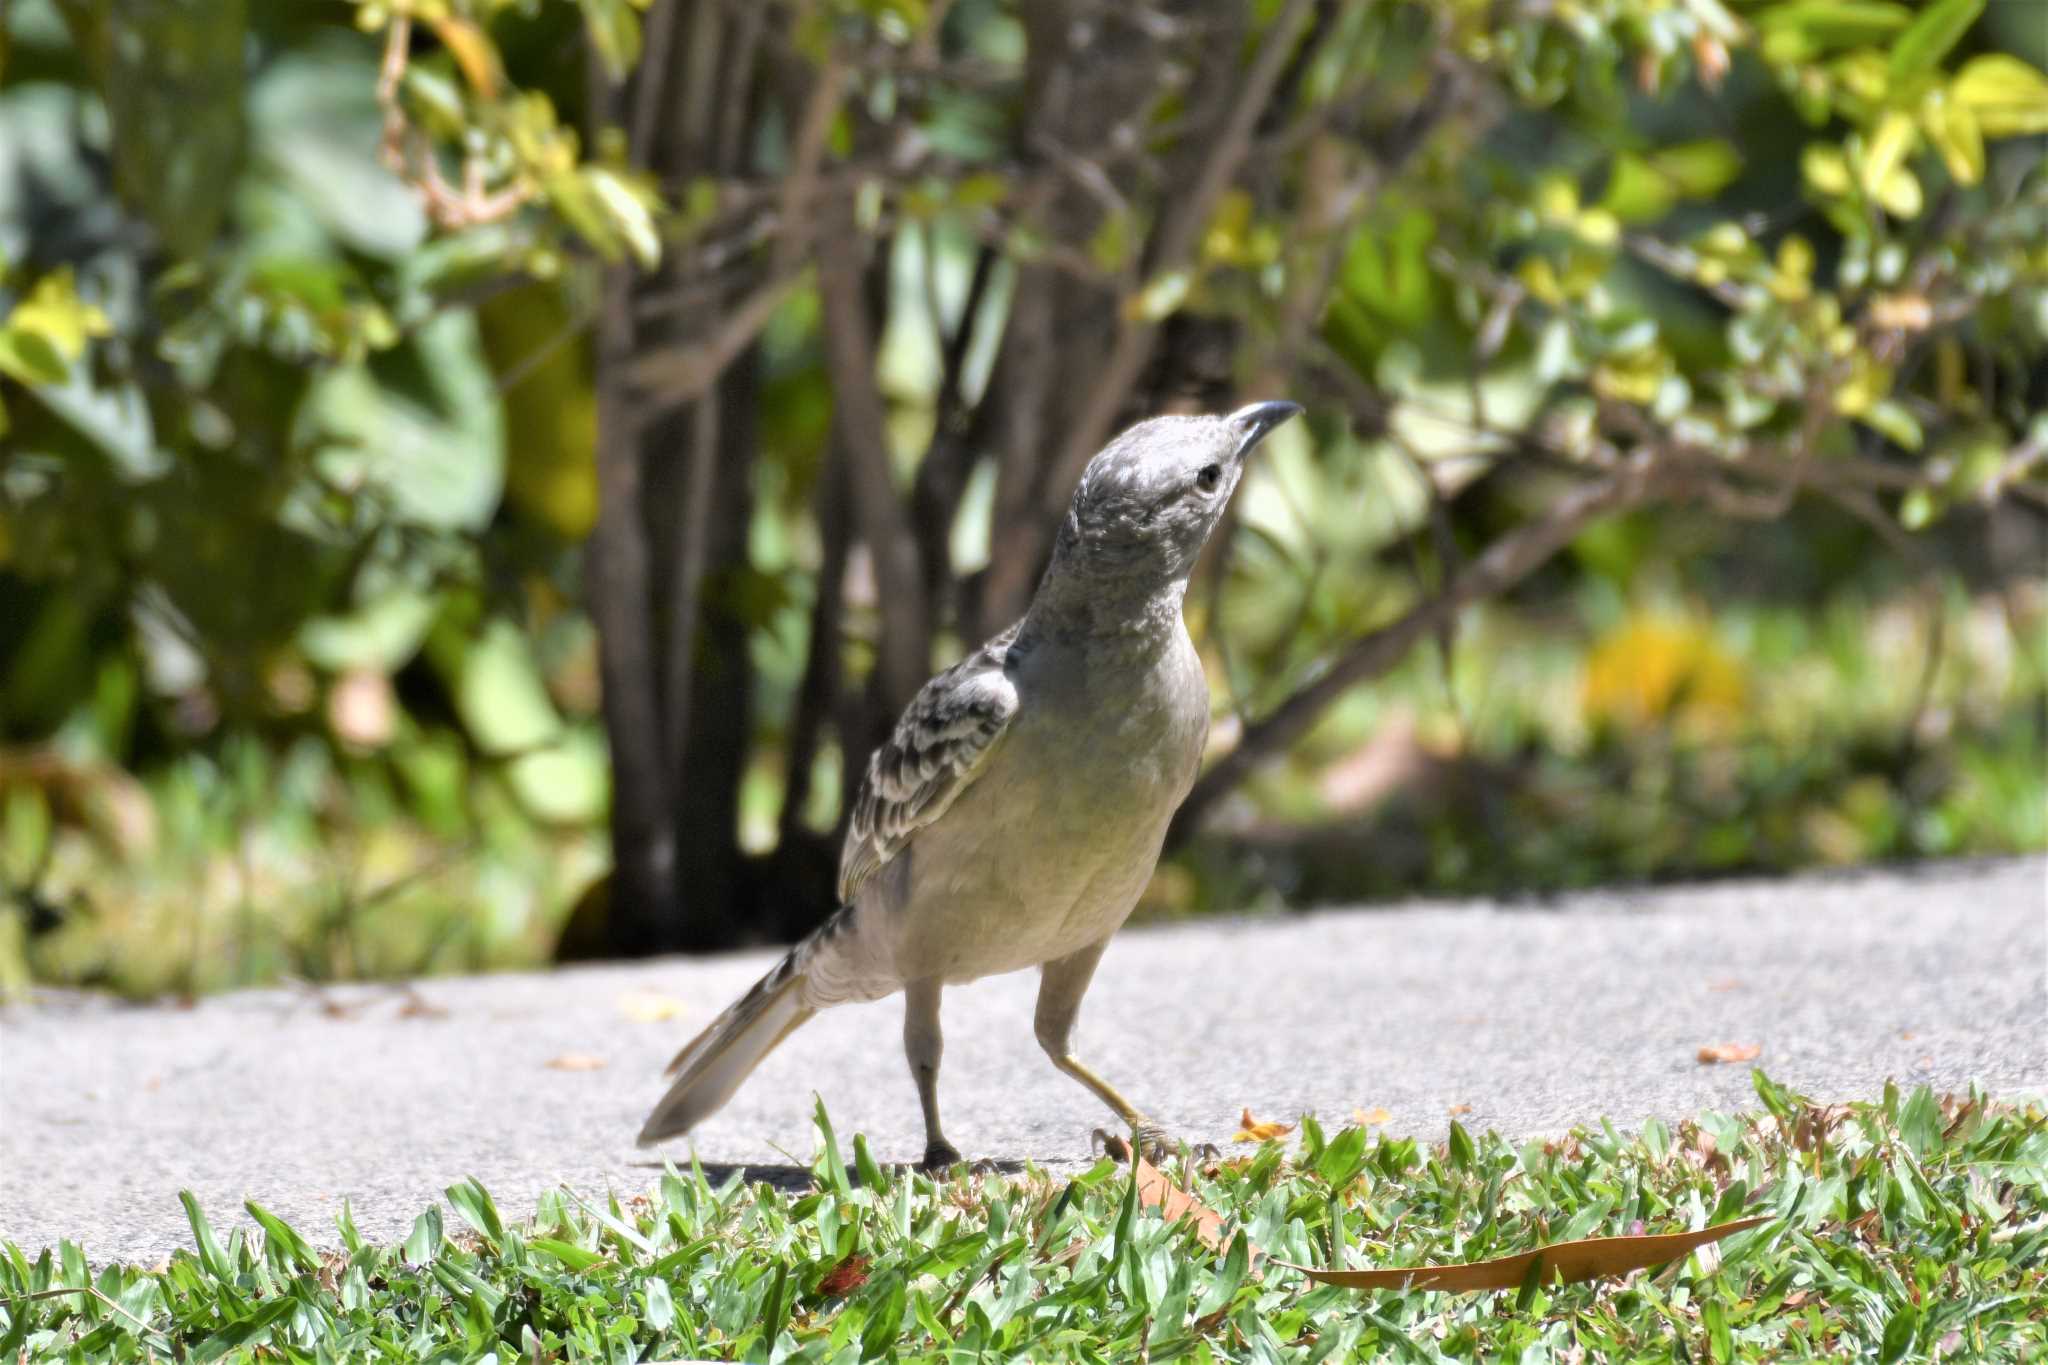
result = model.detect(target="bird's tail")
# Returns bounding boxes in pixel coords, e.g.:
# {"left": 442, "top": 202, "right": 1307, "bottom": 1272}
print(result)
{"left": 637, "top": 950, "right": 816, "bottom": 1147}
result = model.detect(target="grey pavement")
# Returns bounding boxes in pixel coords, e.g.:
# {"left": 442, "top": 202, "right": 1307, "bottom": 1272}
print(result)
{"left": 3, "top": 856, "right": 2043, "bottom": 1264}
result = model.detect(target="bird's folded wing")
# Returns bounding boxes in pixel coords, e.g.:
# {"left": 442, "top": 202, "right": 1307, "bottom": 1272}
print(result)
{"left": 838, "top": 627, "right": 1021, "bottom": 904}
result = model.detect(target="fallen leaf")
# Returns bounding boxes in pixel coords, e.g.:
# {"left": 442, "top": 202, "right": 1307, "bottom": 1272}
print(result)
{"left": 545, "top": 1053, "right": 607, "bottom": 1071}
{"left": 1276, "top": 1215, "right": 1767, "bottom": 1293}
{"left": 1447, "top": 1103, "right": 1473, "bottom": 1117}
{"left": 1697, "top": 1042, "right": 1762, "bottom": 1065}
{"left": 617, "top": 990, "right": 688, "bottom": 1023}
{"left": 397, "top": 987, "right": 447, "bottom": 1019}
{"left": 817, "top": 1254, "right": 871, "bottom": 1296}
{"left": 1353, "top": 1107, "right": 1393, "bottom": 1127}
{"left": 1707, "top": 978, "right": 1742, "bottom": 993}
{"left": 1099, "top": 1134, "right": 1233, "bottom": 1253}
{"left": 1233, "top": 1108, "right": 1295, "bottom": 1143}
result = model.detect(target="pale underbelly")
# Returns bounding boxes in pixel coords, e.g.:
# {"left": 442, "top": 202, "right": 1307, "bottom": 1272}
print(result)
{"left": 889, "top": 772, "right": 1176, "bottom": 983}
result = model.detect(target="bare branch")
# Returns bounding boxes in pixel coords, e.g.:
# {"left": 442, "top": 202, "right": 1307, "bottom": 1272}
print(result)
{"left": 1044, "top": 0, "right": 1317, "bottom": 506}
{"left": 623, "top": 268, "right": 804, "bottom": 401}
{"left": 1171, "top": 451, "right": 1671, "bottom": 841}
{"left": 817, "top": 200, "right": 933, "bottom": 708}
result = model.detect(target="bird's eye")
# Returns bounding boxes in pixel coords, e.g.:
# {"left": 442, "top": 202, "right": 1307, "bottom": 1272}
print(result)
{"left": 1195, "top": 463, "right": 1223, "bottom": 493}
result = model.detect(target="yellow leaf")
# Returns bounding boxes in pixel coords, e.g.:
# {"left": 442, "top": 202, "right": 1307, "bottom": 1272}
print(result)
{"left": 1920, "top": 95, "right": 1984, "bottom": 185}
{"left": 1952, "top": 54, "right": 2048, "bottom": 137}
{"left": 1233, "top": 1108, "right": 1296, "bottom": 1143}
{"left": 9, "top": 268, "right": 112, "bottom": 362}
{"left": 1582, "top": 614, "right": 1747, "bottom": 734}
{"left": 1801, "top": 144, "right": 1852, "bottom": 196}
{"left": 1874, "top": 165, "right": 1923, "bottom": 218}
{"left": 1860, "top": 110, "right": 1917, "bottom": 197}
{"left": 1353, "top": 1107, "right": 1393, "bottom": 1127}
{"left": 431, "top": 16, "right": 504, "bottom": 99}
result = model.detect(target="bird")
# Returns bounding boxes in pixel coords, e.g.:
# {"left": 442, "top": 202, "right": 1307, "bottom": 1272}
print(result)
{"left": 638, "top": 400, "right": 1304, "bottom": 1166}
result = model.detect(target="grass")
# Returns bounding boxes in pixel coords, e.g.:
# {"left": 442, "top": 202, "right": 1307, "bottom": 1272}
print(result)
{"left": 5, "top": 1074, "right": 2044, "bottom": 1361}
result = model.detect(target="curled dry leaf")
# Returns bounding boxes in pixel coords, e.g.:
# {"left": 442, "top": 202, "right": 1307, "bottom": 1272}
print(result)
{"left": 1098, "top": 1130, "right": 1768, "bottom": 1298}
{"left": 544, "top": 1053, "right": 607, "bottom": 1071}
{"left": 1353, "top": 1107, "right": 1393, "bottom": 1127}
{"left": 1233, "top": 1108, "right": 1295, "bottom": 1143}
{"left": 1697, "top": 1042, "right": 1762, "bottom": 1065}
{"left": 1277, "top": 1216, "right": 1768, "bottom": 1293}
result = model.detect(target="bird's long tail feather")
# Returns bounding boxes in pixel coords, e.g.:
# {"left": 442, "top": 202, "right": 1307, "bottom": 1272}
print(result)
{"left": 636, "top": 954, "right": 815, "bottom": 1147}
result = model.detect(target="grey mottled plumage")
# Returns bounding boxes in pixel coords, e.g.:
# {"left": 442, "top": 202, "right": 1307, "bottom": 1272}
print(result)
{"left": 639, "top": 401, "right": 1303, "bottom": 1162}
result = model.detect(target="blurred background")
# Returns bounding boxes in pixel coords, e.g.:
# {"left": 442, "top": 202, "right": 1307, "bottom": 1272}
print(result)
{"left": 1, "top": 0, "right": 2042, "bottom": 997}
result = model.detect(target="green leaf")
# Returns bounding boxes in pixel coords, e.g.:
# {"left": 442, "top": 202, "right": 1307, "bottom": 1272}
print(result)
{"left": 1704, "top": 1298, "right": 1734, "bottom": 1361}
{"left": 579, "top": 0, "right": 644, "bottom": 80}
{"left": 504, "top": 730, "right": 610, "bottom": 825}
{"left": 530, "top": 1237, "right": 606, "bottom": 1271}
{"left": 71, "top": 0, "right": 249, "bottom": 257}
{"left": 1758, "top": 2, "right": 1913, "bottom": 46}
{"left": 1951, "top": 54, "right": 2048, "bottom": 135}
{"left": 1880, "top": 1303, "right": 1921, "bottom": 1362}
{"left": 1890, "top": 0, "right": 1983, "bottom": 78}
{"left": 812, "top": 1096, "right": 853, "bottom": 1196}
{"left": 243, "top": 1202, "right": 318, "bottom": 1273}
{"left": 1898, "top": 1086, "right": 1944, "bottom": 1158}
{"left": 1651, "top": 140, "right": 1743, "bottom": 197}
{"left": 403, "top": 1205, "right": 444, "bottom": 1264}
{"left": 1921, "top": 96, "right": 1985, "bottom": 184}
{"left": 584, "top": 167, "right": 661, "bottom": 269}
{"left": 0, "top": 327, "right": 68, "bottom": 385}
{"left": 445, "top": 1178, "right": 507, "bottom": 1249}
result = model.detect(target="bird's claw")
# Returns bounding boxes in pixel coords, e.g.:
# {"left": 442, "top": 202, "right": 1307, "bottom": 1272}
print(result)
{"left": 1132, "top": 1121, "right": 1181, "bottom": 1164}
{"left": 1093, "top": 1121, "right": 1198, "bottom": 1165}
{"left": 919, "top": 1139, "right": 963, "bottom": 1173}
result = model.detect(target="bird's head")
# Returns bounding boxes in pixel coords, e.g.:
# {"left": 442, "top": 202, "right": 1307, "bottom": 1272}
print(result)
{"left": 1056, "top": 400, "right": 1302, "bottom": 586}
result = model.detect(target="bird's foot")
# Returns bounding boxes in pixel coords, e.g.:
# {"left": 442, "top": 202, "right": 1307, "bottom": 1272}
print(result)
{"left": 1094, "top": 1121, "right": 1215, "bottom": 1166}
{"left": 919, "top": 1139, "right": 963, "bottom": 1173}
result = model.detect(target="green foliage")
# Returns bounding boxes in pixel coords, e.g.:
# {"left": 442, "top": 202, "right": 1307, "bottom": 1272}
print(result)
{"left": 3, "top": 1080, "right": 2043, "bottom": 1359}
{"left": 2, "top": 0, "right": 2044, "bottom": 974}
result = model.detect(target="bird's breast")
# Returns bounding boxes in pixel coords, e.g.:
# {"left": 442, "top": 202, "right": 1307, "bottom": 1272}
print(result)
{"left": 886, "top": 630, "right": 1209, "bottom": 982}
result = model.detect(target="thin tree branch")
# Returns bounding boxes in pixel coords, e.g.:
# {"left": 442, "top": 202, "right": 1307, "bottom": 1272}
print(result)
{"left": 623, "top": 267, "right": 804, "bottom": 401}
{"left": 817, "top": 199, "right": 933, "bottom": 708}
{"left": 1171, "top": 452, "right": 1671, "bottom": 841}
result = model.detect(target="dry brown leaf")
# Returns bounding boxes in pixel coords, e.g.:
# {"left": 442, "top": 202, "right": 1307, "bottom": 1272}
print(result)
{"left": 1097, "top": 1133, "right": 1763, "bottom": 1299}
{"left": 1447, "top": 1103, "right": 1473, "bottom": 1117}
{"left": 1697, "top": 1042, "right": 1762, "bottom": 1065}
{"left": 545, "top": 1053, "right": 607, "bottom": 1071}
{"left": 1276, "top": 1215, "right": 1767, "bottom": 1293}
{"left": 817, "top": 1254, "right": 871, "bottom": 1296}
{"left": 1099, "top": 1134, "right": 1233, "bottom": 1253}
{"left": 617, "top": 990, "right": 688, "bottom": 1023}
{"left": 1353, "top": 1107, "right": 1393, "bottom": 1127}
{"left": 1233, "top": 1108, "right": 1295, "bottom": 1143}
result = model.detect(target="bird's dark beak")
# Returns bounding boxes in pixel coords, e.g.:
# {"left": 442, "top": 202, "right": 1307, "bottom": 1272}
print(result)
{"left": 1228, "top": 400, "right": 1303, "bottom": 459}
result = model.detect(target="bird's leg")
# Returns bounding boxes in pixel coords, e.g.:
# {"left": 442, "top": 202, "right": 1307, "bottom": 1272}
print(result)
{"left": 904, "top": 978, "right": 960, "bottom": 1170}
{"left": 1035, "top": 940, "right": 1174, "bottom": 1160}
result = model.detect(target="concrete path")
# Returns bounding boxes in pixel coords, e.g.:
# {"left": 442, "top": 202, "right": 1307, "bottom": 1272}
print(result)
{"left": 3, "top": 857, "right": 2042, "bottom": 1263}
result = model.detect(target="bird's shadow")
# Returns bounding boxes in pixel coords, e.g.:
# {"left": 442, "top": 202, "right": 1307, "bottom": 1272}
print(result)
{"left": 626, "top": 1157, "right": 1031, "bottom": 1191}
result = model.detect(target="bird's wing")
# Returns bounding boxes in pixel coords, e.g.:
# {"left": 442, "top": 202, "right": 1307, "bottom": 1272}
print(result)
{"left": 837, "top": 624, "right": 1022, "bottom": 904}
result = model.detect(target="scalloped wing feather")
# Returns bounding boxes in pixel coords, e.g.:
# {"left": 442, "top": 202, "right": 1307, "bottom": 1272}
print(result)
{"left": 837, "top": 627, "right": 1021, "bottom": 904}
